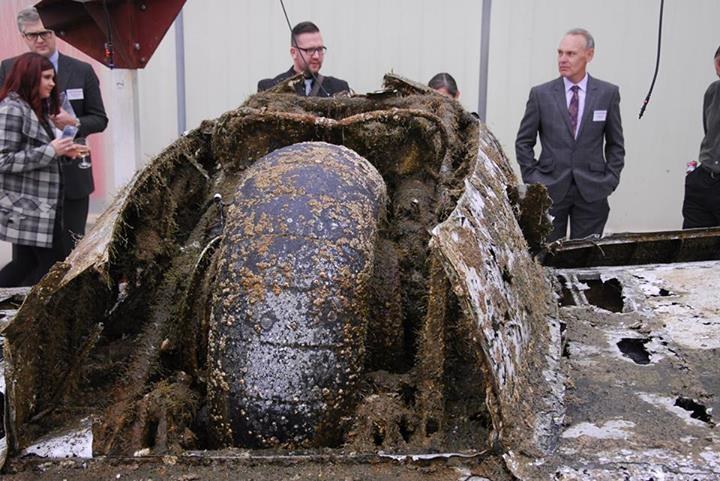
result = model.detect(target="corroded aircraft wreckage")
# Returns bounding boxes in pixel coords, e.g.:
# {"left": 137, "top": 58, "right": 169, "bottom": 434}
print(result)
{"left": 0, "top": 75, "right": 718, "bottom": 480}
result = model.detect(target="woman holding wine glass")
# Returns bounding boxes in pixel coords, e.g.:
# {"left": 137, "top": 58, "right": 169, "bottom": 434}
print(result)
{"left": 74, "top": 137, "right": 91, "bottom": 169}
{"left": 0, "top": 52, "right": 85, "bottom": 286}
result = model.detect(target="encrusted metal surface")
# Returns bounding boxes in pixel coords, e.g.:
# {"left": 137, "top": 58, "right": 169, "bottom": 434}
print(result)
{"left": 508, "top": 260, "right": 720, "bottom": 480}
{"left": 209, "top": 142, "right": 387, "bottom": 447}
{"left": 431, "top": 133, "right": 564, "bottom": 457}
{"left": 2, "top": 73, "right": 717, "bottom": 481}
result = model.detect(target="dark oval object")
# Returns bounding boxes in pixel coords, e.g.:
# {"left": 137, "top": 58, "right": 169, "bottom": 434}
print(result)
{"left": 208, "top": 142, "right": 386, "bottom": 447}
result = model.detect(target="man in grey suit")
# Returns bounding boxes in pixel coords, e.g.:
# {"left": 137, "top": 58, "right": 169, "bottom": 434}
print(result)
{"left": 515, "top": 28, "right": 625, "bottom": 242}
{"left": 0, "top": 7, "right": 108, "bottom": 257}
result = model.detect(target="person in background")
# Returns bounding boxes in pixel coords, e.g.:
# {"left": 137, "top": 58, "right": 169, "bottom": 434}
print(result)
{"left": 429, "top": 72, "right": 460, "bottom": 99}
{"left": 0, "top": 53, "right": 84, "bottom": 287}
{"left": 515, "top": 28, "right": 625, "bottom": 242}
{"left": 682, "top": 46, "right": 720, "bottom": 228}
{"left": 0, "top": 6, "right": 108, "bottom": 257}
{"left": 258, "top": 21, "right": 350, "bottom": 97}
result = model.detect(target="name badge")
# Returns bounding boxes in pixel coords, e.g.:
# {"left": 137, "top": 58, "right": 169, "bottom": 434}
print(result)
{"left": 593, "top": 110, "right": 607, "bottom": 122}
{"left": 66, "top": 88, "right": 84, "bottom": 100}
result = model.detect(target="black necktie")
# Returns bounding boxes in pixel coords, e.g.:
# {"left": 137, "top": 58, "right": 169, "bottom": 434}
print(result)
{"left": 569, "top": 85, "right": 579, "bottom": 137}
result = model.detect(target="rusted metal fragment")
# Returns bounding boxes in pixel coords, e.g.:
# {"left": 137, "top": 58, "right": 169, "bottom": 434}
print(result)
{"left": 208, "top": 142, "right": 387, "bottom": 447}
{"left": 508, "top": 261, "right": 720, "bottom": 480}
{"left": 431, "top": 136, "right": 565, "bottom": 457}
{"left": 543, "top": 227, "right": 720, "bottom": 268}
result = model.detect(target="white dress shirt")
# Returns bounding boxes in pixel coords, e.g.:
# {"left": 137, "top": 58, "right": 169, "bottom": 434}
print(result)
{"left": 49, "top": 49, "right": 59, "bottom": 72}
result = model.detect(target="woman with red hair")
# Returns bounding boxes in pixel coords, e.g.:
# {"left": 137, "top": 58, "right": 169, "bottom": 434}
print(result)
{"left": 0, "top": 52, "right": 81, "bottom": 286}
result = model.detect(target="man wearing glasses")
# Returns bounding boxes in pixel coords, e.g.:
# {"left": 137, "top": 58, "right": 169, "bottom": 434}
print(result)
{"left": 0, "top": 7, "right": 108, "bottom": 258}
{"left": 258, "top": 21, "right": 350, "bottom": 97}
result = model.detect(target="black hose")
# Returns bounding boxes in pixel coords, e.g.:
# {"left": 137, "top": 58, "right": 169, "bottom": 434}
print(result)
{"left": 638, "top": 0, "right": 664, "bottom": 119}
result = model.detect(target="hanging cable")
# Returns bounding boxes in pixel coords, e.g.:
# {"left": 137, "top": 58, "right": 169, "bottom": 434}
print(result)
{"left": 638, "top": 0, "right": 664, "bottom": 119}
{"left": 103, "top": 0, "right": 115, "bottom": 68}
{"left": 84, "top": 0, "right": 115, "bottom": 68}
{"left": 279, "top": 0, "right": 330, "bottom": 96}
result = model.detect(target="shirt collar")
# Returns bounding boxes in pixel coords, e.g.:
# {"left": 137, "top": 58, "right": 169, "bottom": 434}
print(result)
{"left": 563, "top": 74, "right": 588, "bottom": 92}
{"left": 49, "top": 50, "right": 59, "bottom": 72}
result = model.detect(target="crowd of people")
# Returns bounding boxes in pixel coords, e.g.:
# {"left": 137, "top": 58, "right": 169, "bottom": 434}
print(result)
{"left": 0, "top": 7, "right": 107, "bottom": 287}
{"left": 256, "top": 21, "right": 719, "bottom": 241}
{"left": 1, "top": 10, "right": 718, "bottom": 288}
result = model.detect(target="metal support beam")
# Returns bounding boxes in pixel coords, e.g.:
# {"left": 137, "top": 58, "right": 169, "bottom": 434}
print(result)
{"left": 477, "top": 0, "right": 492, "bottom": 121}
{"left": 174, "top": 10, "right": 187, "bottom": 136}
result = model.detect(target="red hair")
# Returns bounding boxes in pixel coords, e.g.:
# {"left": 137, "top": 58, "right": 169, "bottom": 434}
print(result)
{"left": 0, "top": 52, "right": 59, "bottom": 120}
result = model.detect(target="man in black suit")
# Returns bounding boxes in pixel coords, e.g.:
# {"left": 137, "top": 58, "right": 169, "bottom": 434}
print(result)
{"left": 0, "top": 7, "right": 108, "bottom": 257}
{"left": 258, "top": 21, "right": 350, "bottom": 97}
{"left": 515, "top": 28, "right": 625, "bottom": 242}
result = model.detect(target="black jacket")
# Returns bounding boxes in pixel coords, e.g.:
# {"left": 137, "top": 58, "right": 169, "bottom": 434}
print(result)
{"left": 257, "top": 67, "right": 350, "bottom": 98}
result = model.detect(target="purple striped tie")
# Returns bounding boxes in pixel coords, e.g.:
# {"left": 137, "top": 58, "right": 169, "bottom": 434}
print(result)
{"left": 569, "top": 85, "right": 579, "bottom": 137}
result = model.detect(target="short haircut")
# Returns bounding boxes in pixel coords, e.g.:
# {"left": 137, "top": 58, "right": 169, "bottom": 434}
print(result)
{"left": 565, "top": 28, "right": 595, "bottom": 50}
{"left": 428, "top": 73, "right": 459, "bottom": 98}
{"left": 715, "top": 45, "right": 720, "bottom": 59}
{"left": 17, "top": 7, "right": 41, "bottom": 32}
{"left": 291, "top": 21, "right": 320, "bottom": 46}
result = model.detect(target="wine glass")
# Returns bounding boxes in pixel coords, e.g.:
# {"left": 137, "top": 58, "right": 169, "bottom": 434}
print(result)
{"left": 74, "top": 138, "right": 92, "bottom": 169}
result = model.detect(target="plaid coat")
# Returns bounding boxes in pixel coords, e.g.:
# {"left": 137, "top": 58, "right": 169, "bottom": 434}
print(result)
{"left": 0, "top": 93, "right": 61, "bottom": 248}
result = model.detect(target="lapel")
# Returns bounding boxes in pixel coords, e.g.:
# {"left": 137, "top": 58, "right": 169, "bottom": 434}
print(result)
{"left": 576, "top": 74, "right": 597, "bottom": 141}
{"left": 284, "top": 67, "right": 306, "bottom": 96}
{"left": 552, "top": 77, "right": 574, "bottom": 139}
{"left": 55, "top": 53, "right": 71, "bottom": 93}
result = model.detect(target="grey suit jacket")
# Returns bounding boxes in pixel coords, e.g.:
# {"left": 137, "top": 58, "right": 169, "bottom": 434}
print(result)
{"left": 0, "top": 52, "right": 108, "bottom": 200}
{"left": 515, "top": 75, "right": 625, "bottom": 204}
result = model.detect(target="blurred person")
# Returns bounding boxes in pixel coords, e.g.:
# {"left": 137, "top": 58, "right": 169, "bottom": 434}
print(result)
{"left": 682, "top": 46, "right": 720, "bottom": 228}
{"left": 0, "top": 6, "right": 108, "bottom": 256}
{"left": 515, "top": 28, "right": 625, "bottom": 242}
{"left": 258, "top": 21, "right": 350, "bottom": 97}
{"left": 0, "top": 53, "right": 84, "bottom": 286}
{"left": 429, "top": 72, "right": 460, "bottom": 99}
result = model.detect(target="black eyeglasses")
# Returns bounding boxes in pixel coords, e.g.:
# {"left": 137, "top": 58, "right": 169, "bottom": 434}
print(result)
{"left": 23, "top": 30, "right": 54, "bottom": 41}
{"left": 295, "top": 46, "right": 327, "bottom": 56}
